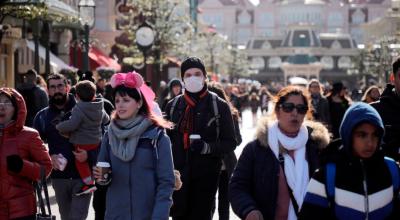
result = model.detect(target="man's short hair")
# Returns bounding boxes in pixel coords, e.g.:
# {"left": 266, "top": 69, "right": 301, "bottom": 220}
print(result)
{"left": 25, "top": 69, "right": 38, "bottom": 83}
{"left": 46, "top": 73, "right": 68, "bottom": 89}
{"left": 393, "top": 56, "right": 400, "bottom": 75}
{"left": 75, "top": 80, "right": 96, "bottom": 102}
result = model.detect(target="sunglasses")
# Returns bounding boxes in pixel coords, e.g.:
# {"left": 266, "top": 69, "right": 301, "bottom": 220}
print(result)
{"left": 280, "top": 102, "right": 308, "bottom": 114}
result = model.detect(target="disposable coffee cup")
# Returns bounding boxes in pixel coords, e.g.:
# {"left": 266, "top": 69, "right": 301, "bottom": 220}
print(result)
{"left": 96, "top": 162, "right": 111, "bottom": 185}
{"left": 189, "top": 134, "right": 201, "bottom": 144}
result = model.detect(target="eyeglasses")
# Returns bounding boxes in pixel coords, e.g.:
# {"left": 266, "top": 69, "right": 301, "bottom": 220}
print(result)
{"left": 0, "top": 102, "right": 13, "bottom": 108}
{"left": 280, "top": 102, "right": 308, "bottom": 114}
{"left": 49, "top": 83, "right": 65, "bottom": 90}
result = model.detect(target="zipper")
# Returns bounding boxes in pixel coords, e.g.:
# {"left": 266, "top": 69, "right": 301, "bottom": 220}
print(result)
{"left": 129, "top": 163, "right": 133, "bottom": 219}
{"left": 360, "top": 159, "right": 369, "bottom": 220}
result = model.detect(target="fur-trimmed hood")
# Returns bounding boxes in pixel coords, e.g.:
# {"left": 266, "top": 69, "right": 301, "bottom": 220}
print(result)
{"left": 255, "top": 116, "right": 330, "bottom": 150}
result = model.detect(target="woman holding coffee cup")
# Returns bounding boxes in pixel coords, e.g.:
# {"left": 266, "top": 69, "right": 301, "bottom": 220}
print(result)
{"left": 0, "top": 88, "right": 52, "bottom": 219}
{"left": 93, "top": 72, "right": 175, "bottom": 219}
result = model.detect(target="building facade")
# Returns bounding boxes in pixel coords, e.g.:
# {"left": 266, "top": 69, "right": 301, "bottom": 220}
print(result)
{"left": 246, "top": 24, "right": 359, "bottom": 85}
{"left": 198, "top": 0, "right": 391, "bottom": 45}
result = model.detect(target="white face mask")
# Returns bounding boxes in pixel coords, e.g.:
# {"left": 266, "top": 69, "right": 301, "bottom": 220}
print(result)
{"left": 184, "top": 76, "right": 204, "bottom": 93}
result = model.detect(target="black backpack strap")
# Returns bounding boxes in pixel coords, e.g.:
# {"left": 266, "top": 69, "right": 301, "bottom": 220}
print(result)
{"left": 278, "top": 153, "right": 299, "bottom": 216}
{"left": 151, "top": 128, "right": 164, "bottom": 161}
{"left": 169, "top": 95, "right": 181, "bottom": 121}
{"left": 210, "top": 93, "right": 221, "bottom": 141}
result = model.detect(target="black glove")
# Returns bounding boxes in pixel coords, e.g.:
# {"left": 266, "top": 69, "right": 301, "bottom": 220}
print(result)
{"left": 7, "top": 155, "right": 23, "bottom": 173}
{"left": 190, "top": 139, "right": 211, "bottom": 155}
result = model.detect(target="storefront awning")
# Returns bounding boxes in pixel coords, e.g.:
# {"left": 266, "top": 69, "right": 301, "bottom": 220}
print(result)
{"left": 25, "top": 39, "right": 76, "bottom": 73}
{"left": 89, "top": 47, "right": 121, "bottom": 71}
{"left": 45, "top": 0, "right": 79, "bottom": 18}
{"left": 70, "top": 46, "right": 121, "bottom": 71}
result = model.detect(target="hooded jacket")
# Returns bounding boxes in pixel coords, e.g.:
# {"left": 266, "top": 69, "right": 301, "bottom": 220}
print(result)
{"left": 0, "top": 88, "right": 52, "bottom": 219}
{"left": 299, "top": 102, "right": 400, "bottom": 220}
{"left": 371, "top": 84, "right": 400, "bottom": 161}
{"left": 229, "top": 117, "right": 330, "bottom": 219}
{"left": 56, "top": 98, "right": 109, "bottom": 145}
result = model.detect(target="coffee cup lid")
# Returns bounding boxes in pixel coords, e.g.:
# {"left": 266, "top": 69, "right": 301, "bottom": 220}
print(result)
{"left": 97, "top": 162, "right": 111, "bottom": 167}
{"left": 189, "top": 134, "right": 201, "bottom": 139}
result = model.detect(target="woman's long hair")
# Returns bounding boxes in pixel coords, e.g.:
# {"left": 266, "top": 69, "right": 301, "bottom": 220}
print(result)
{"left": 112, "top": 85, "right": 172, "bottom": 129}
{"left": 361, "top": 85, "right": 380, "bottom": 103}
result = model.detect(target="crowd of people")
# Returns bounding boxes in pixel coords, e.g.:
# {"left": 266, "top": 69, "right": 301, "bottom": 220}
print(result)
{"left": 1, "top": 56, "right": 400, "bottom": 220}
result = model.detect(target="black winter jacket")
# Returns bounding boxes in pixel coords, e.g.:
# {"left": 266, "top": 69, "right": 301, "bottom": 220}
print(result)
{"left": 371, "top": 84, "right": 400, "bottom": 161}
{"left": 165, "top": 89, "right": 237, "bottom": 216}
{"left": 229, "top": 117, "right": 330, "bottom": 219}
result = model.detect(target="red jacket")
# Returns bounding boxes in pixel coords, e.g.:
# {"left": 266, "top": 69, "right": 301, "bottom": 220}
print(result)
{"left": 0, "top": 88, "right": 52, "bottom": 219}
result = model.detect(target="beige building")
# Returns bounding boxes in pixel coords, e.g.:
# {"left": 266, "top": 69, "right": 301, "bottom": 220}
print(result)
{"left": 0, "top": 0, "right": 81, "bottom": 88}
{"left": 246, "top": 24, "right": 359, "bottom": 84}
{"left": 198, "top": 0, "right": 391, "bottom": 45}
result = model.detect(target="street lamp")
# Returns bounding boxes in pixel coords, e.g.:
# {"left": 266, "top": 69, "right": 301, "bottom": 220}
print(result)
{"left": 136, "top": 22, "right": 155, "bottom": 80}
{"left": 79, "top": 0, "right": 95, "bottom": 73}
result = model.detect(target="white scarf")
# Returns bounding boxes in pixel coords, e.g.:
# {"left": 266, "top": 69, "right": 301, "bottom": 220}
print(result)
{"left": 268, "top": 121, "right": 309, "bottom": 220}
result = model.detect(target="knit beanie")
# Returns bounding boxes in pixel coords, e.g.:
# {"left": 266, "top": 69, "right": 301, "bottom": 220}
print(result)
{"left": 180, "top": 57, "right": 207, "bottom": 79}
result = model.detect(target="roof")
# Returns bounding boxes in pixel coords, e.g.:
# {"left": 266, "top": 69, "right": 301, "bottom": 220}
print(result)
{"left": 319, "top": 33, "right": 356, "bottom": 49}
{"left": 282, "top": 28, "right": 321, "bottom": 47}
{"left": 249, "top": 38, "right": 283, "bottom": 49}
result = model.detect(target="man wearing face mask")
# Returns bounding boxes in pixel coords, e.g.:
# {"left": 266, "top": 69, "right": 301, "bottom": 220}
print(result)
{"left": 33, "top": 74, "right": 95, "bottom": 220}
{"left": 372, "top": 57, "right": 400, "bottom": 162}
{"left": 165, "top": 57, "right": 237, "bottom": 220}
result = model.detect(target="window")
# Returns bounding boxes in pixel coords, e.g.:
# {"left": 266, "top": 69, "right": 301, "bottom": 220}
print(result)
{"left": 338, "top": 56, "right": 351, "bottom": 69}
{"left": 328, "top": 12, "right": 344, "bottom": 27}
{"left": 261, "top": 41, "right": 272, "bottom": 49}
{"left": 238, "top": 10, "right": 252, "bottom": 25}
{"left": 331, "top": 40, "right": 342, "bottom": 49}
{"left": 321, "top": 56, "right": 334, "bottom": 69}
{"left": 352, "top": 9, "right": 366, "bottom": 25}
{"left": 268, "top": 56, "right": 282, "bottom": 69}
{"left": 250, "top": 57, "right": 265, "bottom": 70}
{"left": 259, "top": 13, "right": 274, "bottom": 27}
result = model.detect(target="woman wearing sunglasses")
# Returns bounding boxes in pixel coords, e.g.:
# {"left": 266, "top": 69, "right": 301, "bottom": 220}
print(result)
{"left": 229, "top": 86, "right": 330, "bottom": 220}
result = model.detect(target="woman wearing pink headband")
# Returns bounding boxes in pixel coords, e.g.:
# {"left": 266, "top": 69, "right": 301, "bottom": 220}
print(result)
{"left": 93, "top": 71, "right": 175, "bottom": 219}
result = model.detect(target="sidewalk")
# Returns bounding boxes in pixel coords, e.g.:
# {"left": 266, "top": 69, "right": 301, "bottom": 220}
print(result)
{"left": 47, "top": 183, "right": 239, "bottom": 219}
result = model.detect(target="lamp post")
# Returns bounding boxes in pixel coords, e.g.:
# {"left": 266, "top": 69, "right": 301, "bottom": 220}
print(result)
{"left": 135, "top": 22, "right": 155, "bottom": 80}
{"left": 78, "top": 0, "right": 95, "bottom": 73}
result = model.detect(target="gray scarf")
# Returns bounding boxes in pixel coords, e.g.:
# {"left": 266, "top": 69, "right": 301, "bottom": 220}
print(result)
{"left": 108, "top": 115, "right": 152, "bottom": 162}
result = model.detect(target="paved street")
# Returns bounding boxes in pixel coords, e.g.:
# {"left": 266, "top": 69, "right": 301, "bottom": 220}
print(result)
{"left": 47, "top": 109, "right": 262, "bottom": 219}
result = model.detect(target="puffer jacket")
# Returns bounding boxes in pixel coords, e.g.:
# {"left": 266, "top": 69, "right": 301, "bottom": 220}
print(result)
{"left": 229, "top": 117, "right": 330, "bottom": 219}
{"left": 0, "top": 88, "right": 52, "bottom": 219}
{"left": 299, "top": 103, "right": 400, "bottom": 220}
